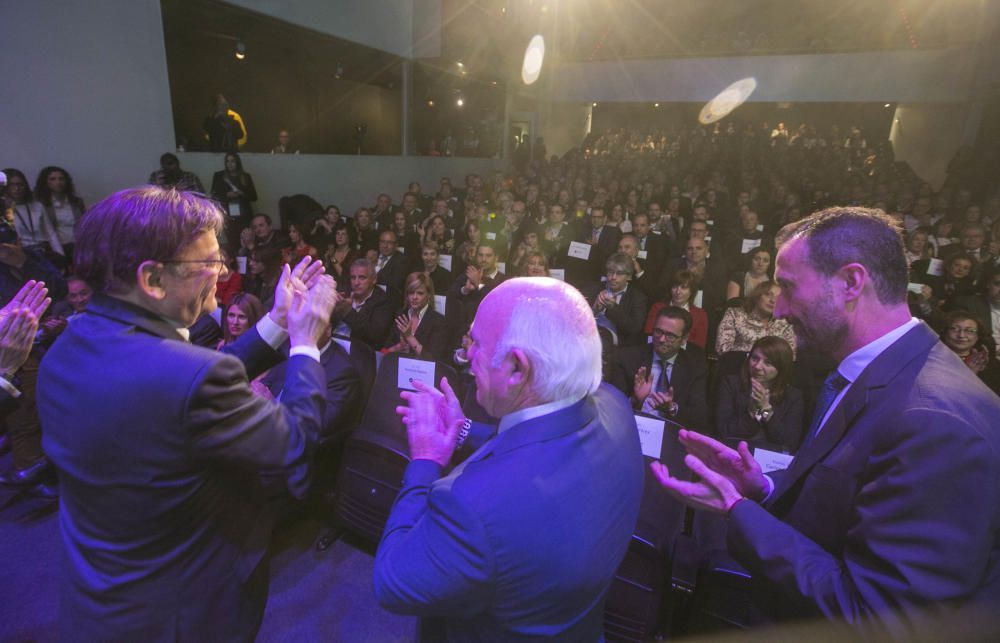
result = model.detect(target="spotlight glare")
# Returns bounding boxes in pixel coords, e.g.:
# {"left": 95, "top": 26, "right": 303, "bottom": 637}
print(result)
{"left": 428, "top": 99, "right": 435, "bottom": 107}
{"left": 884, "top": 103, "right": 891, "bottom": 108}
{"left": 592, "top": 102, "right": 598, "bottom": 107}
{"left": 521, "top": 34, "right": 545, "bottom": 86}
{"left": 699, "top": 78, "right": 757, "bottom": 124}
{"left": 235, "top": 41, "right": 246, "bottom": 60}
{"left": 456, "top": 97, "right": 464, "bottom": 107}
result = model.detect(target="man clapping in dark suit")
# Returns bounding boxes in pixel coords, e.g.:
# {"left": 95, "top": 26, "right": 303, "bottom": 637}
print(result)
{"left": 38, "top": 187, "right": 339, "bottom": 641}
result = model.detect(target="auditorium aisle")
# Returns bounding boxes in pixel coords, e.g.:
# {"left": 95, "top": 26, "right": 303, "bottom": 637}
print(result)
{"left": 0, "top": 468, "right": 416, "bottom": 641}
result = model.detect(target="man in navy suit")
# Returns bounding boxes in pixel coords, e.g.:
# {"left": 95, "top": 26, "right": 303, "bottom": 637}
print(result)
{"left": 375, "top": 277, "right": 644, "bottom": 641}
{"left": 38, "top": 187, "right": 339, "bottom": 641}
{"left": 652, "top": 208, "right": 1000, "bottom": 635}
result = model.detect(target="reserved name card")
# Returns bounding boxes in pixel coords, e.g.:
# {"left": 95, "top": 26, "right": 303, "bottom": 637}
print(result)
{"left": 438, "top": 254, "right": 453, "bottom": 271}
{"left": 568, "top": 241, "right": 592, "bottom": 260}
{"left": 397, "top": 357, "right": 436, "bottom": 392}
{"left": 548, "top": 268, "right": 565, "bottom": 281}
{"left": 753, "top": 447, "right": 794, "bottom": 473}
{"left": 634, "top": 414, "right": 665, "bottom": 459}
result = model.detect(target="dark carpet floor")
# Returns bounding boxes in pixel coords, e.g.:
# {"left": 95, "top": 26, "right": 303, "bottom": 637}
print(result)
{"left": 0, "top": 467, "right": 416, "bottom": 642}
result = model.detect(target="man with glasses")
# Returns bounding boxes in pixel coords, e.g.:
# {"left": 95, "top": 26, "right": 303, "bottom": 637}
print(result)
{"left": 586, "top": 252, "right": 649, "bottom": 347}
{"left": 38, "top": 186, "right": 339, "bottom": 641}
{"left": 609, "top": 306, "right": 708, "bottom": 429}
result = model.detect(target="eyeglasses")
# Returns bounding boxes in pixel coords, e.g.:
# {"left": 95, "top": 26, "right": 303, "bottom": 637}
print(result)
{"left": 651, "top": 328, "right": 684, "bottom": 341}
{"left": 948, "top": 326, "right": 978, "bottom": 336}
{"left": 163, "top": 257, "right": 228, "bottom": 272}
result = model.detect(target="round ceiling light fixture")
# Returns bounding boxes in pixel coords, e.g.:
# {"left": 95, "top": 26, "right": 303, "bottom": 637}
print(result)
{"left": 521, "top": 34, "right": 545, "bottom": 85}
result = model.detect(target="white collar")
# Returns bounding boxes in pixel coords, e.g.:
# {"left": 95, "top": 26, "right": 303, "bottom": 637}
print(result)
{"left": 498, "top": 395, "right": 584, "bottom": 435}
{"left": 837, "top": 317, "right": 920, "bottom": 383}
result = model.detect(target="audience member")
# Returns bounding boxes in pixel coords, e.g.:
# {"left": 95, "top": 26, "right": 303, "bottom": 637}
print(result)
{"left": 939, "top": 310, "right": 1000, "bottom": 394}
{"left": 331, "top": 258, "right": 392, "bottom": 349}
{"left": 244, "top": 244, "right": 284, "bottom": 309}
{"left": 323, "top": 221, "right": 357, "bottom": 281}
{"left": 3, "top": 168, "right": 55, "bottom": 255}
{"left": 211, "top": 152, "right": 257, "bottom": 249}
{"left": 203, "top": 94, "right": 246, "bottom": 152}
{"left": 714, "top": 336, "right": 805, "bottom": 452}
{"left": 716, "top": 280, "right": 796, "bottom": 357}
{"left": 239, "top": 214, "right": 289, "bottom": 258}
{"left": 287, "top": 222, "right": 318, "bottom": 260}
{"left": 609, "top": 305, "right": 709, "bottom": 429}
{"left": 644, "top": 269, "right": 709, "bottom": 349}
{"left": 419, "top": 242, "right": 452, "bottom": 295}
{"left": 218, "top": 292, "right": 272, "bottom": 399}
{"left": 373, "top": 229, "right": 408, "bottom": 300}
{"left": 270, "top": 129, "right": 299, "bottom": 154}
{"left": 586, "top": 252, "right": 649, "bottom": 347}
{"left": 385, "top": 272, "right": 448, "bottom": 360}
{"left": 148, "top": 153, "right": 205, "bottom": 193}
{"left": 34, "top": 165, "right": 84, "bottom": 266}
{"left": 726, "top": 247, "right": 773, "bottom": 300}
{"left": 377, "top": 277, "right": 643, "bottom": 640}
{"left": 213, "top": 248, "right": 243, "bottom": 307}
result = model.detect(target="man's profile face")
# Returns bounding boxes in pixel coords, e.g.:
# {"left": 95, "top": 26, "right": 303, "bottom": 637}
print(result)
{"left": 252, "top": 216, "right": 270, "bottom": 240}
{"left": 161, "top": 232, "right": 223, "bottom": 327}
{"left": 651, "top": 315, "right": 686, "bottom": 359}
{"left": 67, "top": 279, "right": 93, "bottom": 313}
{"left": 349, "top": 264, "right": 375, "bottom": 298}
{"left": 773, "top": 238, "right": 847, "bottom": 353}
{"left": 379, "top": 232, "right": 398, "bottom": 256}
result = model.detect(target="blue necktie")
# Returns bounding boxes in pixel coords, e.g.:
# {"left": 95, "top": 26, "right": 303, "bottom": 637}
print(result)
{"left": 802, "top": 371, "right": 849, "bottom": 447}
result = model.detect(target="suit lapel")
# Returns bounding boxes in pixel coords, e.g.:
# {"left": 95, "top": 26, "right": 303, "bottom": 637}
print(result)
{"left": 766, "top": 323, "right": 938, "bottom": 507}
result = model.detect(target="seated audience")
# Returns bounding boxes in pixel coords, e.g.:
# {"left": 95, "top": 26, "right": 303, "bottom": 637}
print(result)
{"left": 585, "top": 252, "right": 649, "bottom": 347}
{"left": 644, "top": 269, "right": 709, "bottom": 349}
{"left": 331, "top": 258, "right": 392, "bottom": 349}
{"left": 714, "top": 336, "right": 805, "bottom": 452}
{"left": 419, "top": 242, "right": 452, "bottom": 295}
{"left": 287, "top": 222, "right": 317, "bottom": 260}
{"left": 244, "top": 244, "right": 284, "bottom": 309}
{"left": 609, "top": 306, "right": 709, "bottom": 429}
{"left": 239, "top": 214, "right": 289, "bottom": 258}
{"left": 617, "top": 232, "right": 659, "bottom": 299}
{"left": 385, "top": 272, "right": 448, "bottom": 360}
{"left": 939, "top": 310, "right": 1000, "bottom": 394}
{"left": 217, "top": 293, "right": 272, "bottom": 399}
{"left": 726, "top": 247, "right": 773, "bottom": 300}
{"left": 716, "top": 280, "right": 796, "bottom": 357}
{"left": 518, "top": 250, "right": 550, "bottom": 277}
{"left": 323, "top": 221, "right": 357, "bottom": 281}
{"left": 213, "top": 248, "right": 242, "bottom": 308}
{"left": 373, "top": 229, "right": 409, "bottom": 301}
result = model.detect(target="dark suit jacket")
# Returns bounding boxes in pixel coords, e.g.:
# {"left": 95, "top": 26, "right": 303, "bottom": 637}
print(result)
{"left": 573, "top": 224, "right": 623, "bottom": 283}
{"left": 727, "top": 323, "right": 1000, "bottom": 633}
{"left": 386, "top": 308, "right": 450, "bottom": 362}
{"left": 374, "top": 384, "right": 644, "bottom": 641}
{"left": 713, "top": 375, "right": 805, "bottom": 452}
{"left": 608, "top": 344, "right": 709, "bottom": 431}
{"left": 262, "top": 340, "right": 362, "bottom": 445}
{"left": 37, "top": 295, "right": 328, "bottom": 642}
{"left": 337, "top": 286, "right": 394, "bottom": 349}
{"left": 376, "top": 251, "right": 409, "bottom": 300}
{"left": 445, "top": 271, "right": 507, "bottom": 345}
{"left": 584, "top": 282, "right": 650, "bottom": 347}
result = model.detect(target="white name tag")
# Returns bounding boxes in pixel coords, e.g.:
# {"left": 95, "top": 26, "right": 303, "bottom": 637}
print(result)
{"left": 397, "top": 357, "right": 437, "bottom": 392}
{"left": 377, "top": 284, "right": 387, "bottom": 292}
{"left": 568, "top": 241, "right": 592, "bottom": 260}
{"left": 927, "top": 258, "right": 944, "bottom": 276}
{"left": 433, "top": 294, "right": 447, "bottom": 314}
{"left": 548, "top": 268, "right": 565, "bottom": 281}
{"left": 907, "top": 282, "right": 925, "bottom": 294}
{"left": 638, "top": 250, "right": 648, "bottom": 260}
{"left": 486, "top": 232, "right": 497, "bottom": 240}
{"left": 227, "top": 202, "right": 241, "bottom": 218}
{"left": 399, "top": 246, "right": 405, "bottom": 254}
{"left": 753, "top": 447, "right": 794, "bottom": 473}
{"left": 741, "top": 238, "right": 762, "bottom": 254}
{"left": 237, "top": 256, "right": 247, "bottom": 274}
{"left": 756, "top": 224, "right": 765, "bottom": 232}
{"left": 634, "top": 414, "right": 665, "bottom": 459}
{"left": 497, "top": 262, "right": 506, "bottom": 274}
{"left": 706, "top": 219, "right": 714, "bottom": 225}
{"left": 438, "top": 254, "right": 453, "bottom": 271}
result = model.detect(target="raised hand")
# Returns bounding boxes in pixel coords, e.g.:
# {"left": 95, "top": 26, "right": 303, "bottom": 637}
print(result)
{"left": 271, "top": 257, "right": 328, "bottom": 328}
{"left": 396, "top": 377, "right": 466, "bottom": 466}
{"left": 967, "top": 345, "right": 989, "bottom": 374}
{"left": 0, "top": 308, "right": 39, "bottom": 378}
{"left": 395, "top": 314, "right": 413, "bottom": 339}
{"left": 632, "top": 366, "right": 652, "bottom": 405}
{"left": 287, "top": 274, "right": 338, "bottom": 348}
{"left": 465, "top": 265, "right": 483, "bottom": 290}
{"left": 677, "top": 430, "right": 768, "bottom": 500}
{"left": 0, "top": 280, "right": 50, "bottom": 320}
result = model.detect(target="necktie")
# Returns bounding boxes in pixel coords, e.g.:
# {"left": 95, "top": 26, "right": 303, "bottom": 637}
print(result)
{"left": 802, "top": 371, "right": 849, "bottom": 446}
{"left": 376, "top": 255, "right": 387, "bottom": 272}
{"left": 656, "top": 358, "right": 670, "bottom": 392}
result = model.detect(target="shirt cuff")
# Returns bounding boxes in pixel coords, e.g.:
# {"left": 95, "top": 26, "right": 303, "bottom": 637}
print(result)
{"left": 257, "top": 313, "right": 288, "bottom": 349}
{"left": 0, "top": 375, "right": 21, "bottom": 399}
{"left": 289, "top": 345, "right": 322, "bottom": 363}
{"left": 760, "top": 474, "right": 775, "bottom": 503}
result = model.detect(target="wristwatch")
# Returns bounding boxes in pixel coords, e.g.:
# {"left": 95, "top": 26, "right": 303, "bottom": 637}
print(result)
{"left": 454, "top": 418, "right": 473, "bottom": 448}
{"left": 754, "top": 407, "right": 773, "bottom": 422}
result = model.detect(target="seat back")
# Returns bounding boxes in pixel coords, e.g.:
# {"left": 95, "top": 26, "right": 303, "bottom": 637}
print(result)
{"left": 335, "top": 353, "right": 461, "bottom": 543}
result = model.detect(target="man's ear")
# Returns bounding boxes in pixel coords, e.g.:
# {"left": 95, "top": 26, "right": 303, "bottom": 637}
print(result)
{"left": 135, "top": 260, "right": 168, "bottom": 301}
{"left": 507, "top": 348, "right": 533, "bottom": 388}
{"left": 838, "top": 262, "right": 868, "bottom": 304}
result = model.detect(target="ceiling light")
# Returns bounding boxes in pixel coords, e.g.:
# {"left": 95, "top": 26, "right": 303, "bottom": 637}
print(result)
{"left": 427, "top": 99, "right": 435, "bottom": 107}
{"left": 456, "top": 97, "right": 465, "bottom": 107}
{"left": 654, "top": 103, "right": 660, "bottom": 107}
{"left": 592, "top": 102, "right": 598, "bottom": 107}
{"left": 521, "top": 34, "right": 545, "bottom": 85}
{"left": 234, "top": 41, "right": 246, "bottom": 60}
{"left": 885, "top": 103, "right": 891, "bottom": 108}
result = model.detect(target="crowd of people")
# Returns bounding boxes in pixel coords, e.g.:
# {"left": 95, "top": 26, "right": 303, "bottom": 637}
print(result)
{"left": 2, "top": 114, "right": 999, "bottom": 638}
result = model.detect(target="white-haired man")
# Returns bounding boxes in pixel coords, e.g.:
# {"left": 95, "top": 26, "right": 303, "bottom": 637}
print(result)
{"left": 375, "top": 277, "right": 644, "bottom": 641}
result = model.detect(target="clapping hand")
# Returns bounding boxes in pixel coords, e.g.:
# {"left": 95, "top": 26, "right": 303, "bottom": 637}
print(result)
{"left": 649, "top": 430, "right": 769, "bottom": 514}
{"left": 270, "top": 257, "right": 329, "bottom": 328}
{"left": 395, "top": 314, "right": 417, "bottom": 340}
{"left": 632, "top": 366, "right": 652, "bottom": 405}
{"left": 465, "top": 266, "right": 483, "bottom": 291}
{"left": 648, "top": 387, "right": 674, "bottom": 414}
{"left": 396, "top": 378, "right": 466, "bottom": 466}
{"left": 750, "top": 378, "right": 770, "bottom": 411}
{"left": 240, "top": 228, "right": 254, "bottom": 250}
{"left": 0, "top": 280, "right": 50, "bottom": 378}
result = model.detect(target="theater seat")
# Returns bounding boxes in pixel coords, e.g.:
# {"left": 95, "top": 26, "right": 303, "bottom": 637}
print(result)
{"left": 335, "top": 353, "right": 461, "bottom": 544}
